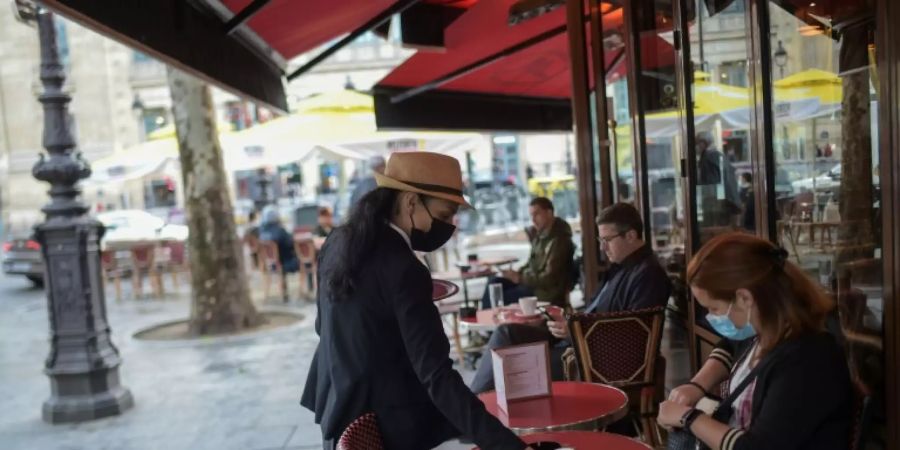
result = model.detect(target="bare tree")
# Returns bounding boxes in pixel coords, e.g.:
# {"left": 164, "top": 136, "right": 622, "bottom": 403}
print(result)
{"left": 167, "top": 67, "right": 261, "bottom": 334}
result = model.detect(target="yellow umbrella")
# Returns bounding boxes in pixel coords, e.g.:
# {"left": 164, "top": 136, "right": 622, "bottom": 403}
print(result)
{"left": 773, "top": 69, "right": 840, "bottom": 88}
{"left": 773, "top": 69, "right": 842, "bottom": 106}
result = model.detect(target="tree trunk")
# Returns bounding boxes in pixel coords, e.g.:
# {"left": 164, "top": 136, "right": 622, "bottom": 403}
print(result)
{"left": 166, "top": 67, "right": 262, "bottom": 335}
{"left": 836, "top": 24, "right": 875, "bottom": 265}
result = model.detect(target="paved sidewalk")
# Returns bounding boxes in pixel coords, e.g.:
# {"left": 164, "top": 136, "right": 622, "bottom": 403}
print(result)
{"left": 0, "top": 269, "right": 488, "bottom": 450}
{"left": 0, "top": 272, "right": 331, "bottom": 450}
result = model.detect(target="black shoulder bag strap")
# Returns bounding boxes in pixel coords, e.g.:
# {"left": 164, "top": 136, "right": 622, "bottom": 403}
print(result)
{"left": 712, "top": 338, "right": 801, "bottom": 423}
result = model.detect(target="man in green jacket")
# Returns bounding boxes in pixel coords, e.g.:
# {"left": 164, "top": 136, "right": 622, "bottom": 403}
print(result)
{"left": 480, "top": 197, "right": 576, "bottom": 309}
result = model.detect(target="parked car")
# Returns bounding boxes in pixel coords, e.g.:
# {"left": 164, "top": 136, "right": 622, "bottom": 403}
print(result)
{"left": 1, "top": 234, "right": 44, "bottom": 286}
{"left": 97, "top": 210, "right": 189, "bottom": 244}
{"left": 791, "top": 163, "right": 841, "bottom": 193}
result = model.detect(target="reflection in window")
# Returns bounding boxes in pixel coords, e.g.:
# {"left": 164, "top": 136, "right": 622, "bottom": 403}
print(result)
{"left": 633, "top": 0, "right": 687, "bottom": 319}
{"left": 768, "top": 0, "right": 883, "bottom": 445}
{"left": 689, "top": 0, "right": 755, "bottom": 243}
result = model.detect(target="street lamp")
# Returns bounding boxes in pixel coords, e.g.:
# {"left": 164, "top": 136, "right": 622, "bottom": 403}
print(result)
{"left": 774, "top": 40, "right": 788, "bottom": 78}
{"left": 773, "top": 40, "right": 790, "bottom": 158}
{"left": 13, "top": 0, "right": 133, "bottom": 423}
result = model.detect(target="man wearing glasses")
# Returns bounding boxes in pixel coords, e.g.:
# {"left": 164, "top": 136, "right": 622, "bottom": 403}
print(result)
{"left": 470, "top": 202, "right": 671, "bottom": 393}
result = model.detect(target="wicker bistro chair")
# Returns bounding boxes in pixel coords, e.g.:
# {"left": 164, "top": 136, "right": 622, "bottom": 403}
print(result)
{"left": 567, "top": 307, "right": 666, "bottom": 447}
{"left": 101, "top": 250, "right": 125, "bottom": 301}
{"left": 337, "top": 413, "right": 383, "bottom": 450}
{"left": 294, "top": 237, "right": 318, "bottom": 299}
{"left": 130, "top": 244, "right": 163, "bottom": 298}
{"left": 257, "top": 240, "right": 288, "bottom": 302}
{"left": 161, "top": 241, "right": 190, "bottom": 288}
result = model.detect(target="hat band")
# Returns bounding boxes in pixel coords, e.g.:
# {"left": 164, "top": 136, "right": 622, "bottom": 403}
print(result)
{"left": 401, "top": 180, "right": 463, "bottom": 197}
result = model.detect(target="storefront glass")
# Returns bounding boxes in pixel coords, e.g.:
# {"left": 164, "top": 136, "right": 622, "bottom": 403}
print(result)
{"left": 767, "top": 0, "right": 884, "bottom": 443}
{"left": 631, "top": 0, "right": 688, "bottom": 313}
{"left": 686, "top": 0, "right": 757, "bottom": 246}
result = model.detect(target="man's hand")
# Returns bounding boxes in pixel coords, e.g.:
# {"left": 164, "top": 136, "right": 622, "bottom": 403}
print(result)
{"left": 546, "top": 319, "right": 569, "bottom": 339}
{"left": 501, "top": 269, "right": 521, "bottom": 284}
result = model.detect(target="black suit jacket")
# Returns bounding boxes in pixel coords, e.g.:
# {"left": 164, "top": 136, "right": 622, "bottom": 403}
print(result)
{"left": 301, "top": 225, "right": 523, "bottom": 450}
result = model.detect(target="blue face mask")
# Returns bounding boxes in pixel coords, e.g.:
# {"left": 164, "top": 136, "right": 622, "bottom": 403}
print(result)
{"left": 706, "top": 303, "right": 757, "bottom": 340}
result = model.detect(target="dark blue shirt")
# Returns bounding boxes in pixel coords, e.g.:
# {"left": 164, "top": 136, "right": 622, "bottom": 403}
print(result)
{"left": 586, "top": 244, "right": 672, "bottom": 313}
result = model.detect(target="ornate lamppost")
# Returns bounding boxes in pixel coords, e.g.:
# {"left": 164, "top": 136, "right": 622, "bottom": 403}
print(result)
{"left": 13, "top": 0, "right": 133, "bottom": 423}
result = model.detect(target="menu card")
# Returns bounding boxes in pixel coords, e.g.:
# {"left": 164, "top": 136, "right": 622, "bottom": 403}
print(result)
{"left": 491, "top": 341, "right": 552, "bottom": 412}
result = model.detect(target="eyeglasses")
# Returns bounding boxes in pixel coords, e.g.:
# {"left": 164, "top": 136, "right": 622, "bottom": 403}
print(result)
{"left": 598, "top": 232, "right": 625, "bottom": 244}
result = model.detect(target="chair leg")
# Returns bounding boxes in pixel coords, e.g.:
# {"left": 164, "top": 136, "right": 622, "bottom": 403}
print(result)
{"left": 262, "top": 269, "right": 271, "bottom": 300}
{"left": 298, "top": 270, "right": 306, "bottom": 298}
{"left": 451, "top": 313, "right": 465, "bottom": 367}
{"left": 132, "top": 272, "right": 142, "bottom": 299}
{"left": 113, "top": 275, "right": 122, "bottom": 301}
{"left": 154, "top": 270, "right": 164, "bottom": 297}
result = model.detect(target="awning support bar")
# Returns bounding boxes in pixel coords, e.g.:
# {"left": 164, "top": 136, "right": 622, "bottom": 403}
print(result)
{"left": 389, "top": 23, "right": 568, "bottom": 104}
{"left": 287, "top": 0, "right": 422, "bottom": 81}
{"left": 223, "top": 0, "right": 273, "bottom": 35}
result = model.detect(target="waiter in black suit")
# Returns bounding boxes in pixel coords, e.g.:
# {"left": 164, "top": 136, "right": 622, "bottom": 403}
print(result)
{"left": 302, "top": 152, "right": 526, "bottom": 450}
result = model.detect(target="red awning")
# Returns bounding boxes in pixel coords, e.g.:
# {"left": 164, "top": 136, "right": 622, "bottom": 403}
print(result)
{"left": 376, "top": 3, "right": 673, "bottom": 101}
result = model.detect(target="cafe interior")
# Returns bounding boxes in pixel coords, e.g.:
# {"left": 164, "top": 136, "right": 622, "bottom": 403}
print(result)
{"left": 41, "top": 0, "right": 900, "bottom": 448}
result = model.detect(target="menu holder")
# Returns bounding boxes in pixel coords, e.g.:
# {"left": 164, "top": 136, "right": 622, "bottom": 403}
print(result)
{"left": 491, "top": 341, "right": 552, "bottom": 412}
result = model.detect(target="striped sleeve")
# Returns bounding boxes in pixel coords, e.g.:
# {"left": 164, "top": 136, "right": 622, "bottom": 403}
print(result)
{"left": 709, "top": 347, "right": 734, "bottom": 371}
{"left": 720, "top": 428, "right": 746, "bottom": 450}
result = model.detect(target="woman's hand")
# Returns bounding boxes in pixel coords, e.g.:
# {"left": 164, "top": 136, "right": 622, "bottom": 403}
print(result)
{"left": 668, "top": 382, "right": 706, "bottom": 407}
{"left": 657, "top": 400, "right": 692, "bottom": 430}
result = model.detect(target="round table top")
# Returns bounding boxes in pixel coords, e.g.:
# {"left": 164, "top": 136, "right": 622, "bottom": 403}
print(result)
{"left": 460, "top": 304, "right": 550, "bottom": 332}
{"left": 520, "top": 431, "right": 651, "bottom": 449}
{"left": 478, "top": 382, "right": 629, "bottom": 433}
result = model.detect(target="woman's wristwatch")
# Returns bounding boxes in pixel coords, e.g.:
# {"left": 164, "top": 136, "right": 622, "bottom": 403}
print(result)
{"left": 680, "top": 407, "right": 703, "bottom": 431}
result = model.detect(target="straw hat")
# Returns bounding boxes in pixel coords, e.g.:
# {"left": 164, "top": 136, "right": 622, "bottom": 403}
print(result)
{"left": 375, "top": 152, "right": 472, "bottom": 208}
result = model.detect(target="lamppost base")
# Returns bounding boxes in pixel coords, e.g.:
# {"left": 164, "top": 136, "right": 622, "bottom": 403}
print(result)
{"left": 42, "top": 369, "right": 133, "bottom": 424}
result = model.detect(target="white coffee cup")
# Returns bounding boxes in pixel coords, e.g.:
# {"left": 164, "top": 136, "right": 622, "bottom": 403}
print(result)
{"left": 519, "top": 296, "right": 538, "bottom": 316}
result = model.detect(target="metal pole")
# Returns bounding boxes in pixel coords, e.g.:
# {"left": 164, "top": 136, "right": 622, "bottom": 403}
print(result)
{"left": 30, "top": 5, "right": 133, "bottom": 423}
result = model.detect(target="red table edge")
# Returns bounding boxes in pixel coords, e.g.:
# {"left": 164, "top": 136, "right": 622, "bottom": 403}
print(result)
{"left": 478, "top": 382, "right": 630, "bottom": 433}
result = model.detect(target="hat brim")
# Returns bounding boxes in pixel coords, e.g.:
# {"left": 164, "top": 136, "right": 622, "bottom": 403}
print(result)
{"left": 374, "top": 173, "right": 473, "bottom": 209}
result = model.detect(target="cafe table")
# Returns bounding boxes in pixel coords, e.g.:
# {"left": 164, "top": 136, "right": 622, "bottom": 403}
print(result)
{"left": 472, "top": 431, "right": 651, "bottom": 450}
{"left": 460, "top": 303, "right": 550, "bottom": 333}
{"left": 478, "top": 381, "right": 628, "bottom": 434}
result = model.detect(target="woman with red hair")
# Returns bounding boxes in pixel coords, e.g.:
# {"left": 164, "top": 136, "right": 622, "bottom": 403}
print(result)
{"left": 658, "top": 233, "right": 852, "bottom": 450}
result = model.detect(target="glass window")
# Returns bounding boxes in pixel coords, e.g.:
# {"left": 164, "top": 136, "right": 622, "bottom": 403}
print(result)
{"left": 688, "top": 0, "right": 756, "bottom": 246}
{"left": 767, "top": 1, "right": 883, "bottom": 444}
{"left": 631, "top": 0, "right": 688, "bottom": 321}
{"left": 144, "top": 178, "right": 176, "bottom": 209}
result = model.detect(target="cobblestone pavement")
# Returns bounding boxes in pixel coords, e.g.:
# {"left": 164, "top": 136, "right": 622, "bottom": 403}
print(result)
{"left": 0, "top": 270, "right": 486, "bottom": 450}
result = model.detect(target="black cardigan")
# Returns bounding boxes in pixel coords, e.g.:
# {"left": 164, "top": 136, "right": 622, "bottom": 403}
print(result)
{"left": 708, "top": 332, "right": 852, "bottom": 450}
{"left": 301, "top": 225, "right": 524, "bottom": 450}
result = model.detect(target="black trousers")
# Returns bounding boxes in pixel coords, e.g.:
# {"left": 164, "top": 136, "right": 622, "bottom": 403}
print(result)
{"left": 469, "top": 323, "right": 569, "bottom": 394}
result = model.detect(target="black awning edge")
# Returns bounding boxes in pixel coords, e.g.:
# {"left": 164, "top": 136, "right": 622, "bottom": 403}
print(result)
{"left": 374, "top": 86, "right": 573, "bottom": 132}
{"left": 44, "top": 0, "right": 288, "bottom": 112}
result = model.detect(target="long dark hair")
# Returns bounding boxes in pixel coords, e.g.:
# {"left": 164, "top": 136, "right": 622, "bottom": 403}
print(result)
{"left": 327, "top": 187, "right": 399, "bottom": 299}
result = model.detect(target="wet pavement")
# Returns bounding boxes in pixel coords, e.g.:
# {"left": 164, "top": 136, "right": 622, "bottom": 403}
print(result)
{"left": 0, "top": 237, "right": 689, "bottom": 450}
{"left": 0, "top": 267, "right": 491, "bottom": 450}
{"left": 0, "top": 271, "right": 332, "bottom": 450}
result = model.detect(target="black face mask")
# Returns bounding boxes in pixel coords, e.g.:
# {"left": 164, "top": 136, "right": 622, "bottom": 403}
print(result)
{"left": 409, "top": 196, "right": 456, "bottom": 252}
